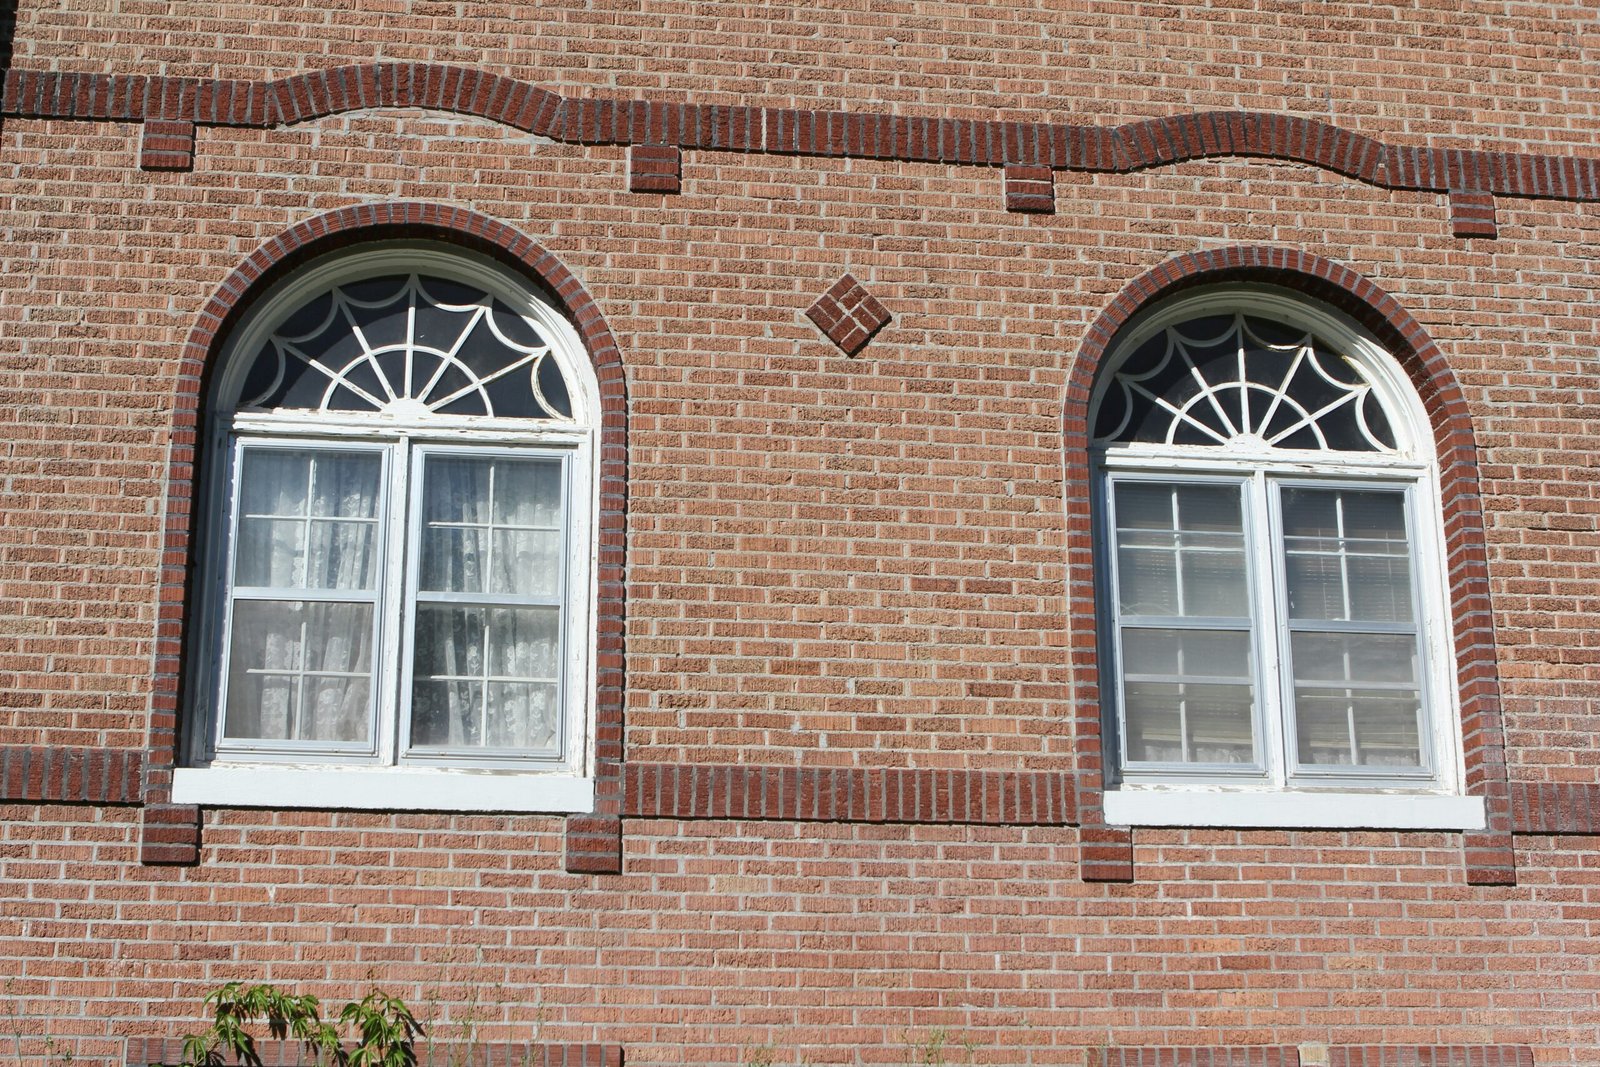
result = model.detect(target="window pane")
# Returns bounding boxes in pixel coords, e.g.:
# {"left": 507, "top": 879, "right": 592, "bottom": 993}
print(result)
{"left": 1122, "top": 627, "right": 1251, "bottom": 682}
{"left": 485, "top": 683, "right": 559, "bottom": 749}
{"left": 235, "top": 449, "right": 380, "bottom": 590}
{"left": 223, "top": 600, "right": 373, "bottom": 744}
{"left": 1122, "top": 627, "right": 1255, "bottom": 766}
{"left": 1114, "top": 482, "right": 1246, "bottom": 617}
{"left": 1290, "top": 632, "right": 1417, "bottom": 686}
{"left": 410, "top": 605, "right": 561, "bottom": 753}
{"left": 1293, "top": 689, "right": 1422, "bottom": 769}
{"left": 419, "top": 455, "right": 564, "bottom": 596}
{"left": 1289, "top": 631, "right": 1423, "bottom": 770}
{"left": 411, "top": 680, "right": 483, "bottom": 747}
{"left": 1282, "top": 487, "right": 1413, "bottom": 623}
{"left": 1125, "top": 681, "right": 1254, "bottom": 765}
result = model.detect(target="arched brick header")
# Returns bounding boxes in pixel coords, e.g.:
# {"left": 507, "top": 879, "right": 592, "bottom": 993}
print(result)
{"left": 141, "top": 203, "right": 629, "bottom": 872}
{"left": 1064, "top": 245, "right": 1513, "bottom": 885}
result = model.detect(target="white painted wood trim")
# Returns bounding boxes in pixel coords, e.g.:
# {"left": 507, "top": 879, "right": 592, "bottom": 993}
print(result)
{"left": 172, "top": 766, "right": 595, "bottom": 813}
{"left": 1102, "top": 788, "right": 1485, "bottom": 830}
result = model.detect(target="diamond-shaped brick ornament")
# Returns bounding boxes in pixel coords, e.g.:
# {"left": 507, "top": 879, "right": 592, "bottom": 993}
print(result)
{"left": 806, "top": 274, "right": 891, "bottom": 356}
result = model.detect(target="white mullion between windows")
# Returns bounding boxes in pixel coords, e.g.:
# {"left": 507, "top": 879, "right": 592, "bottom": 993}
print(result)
{"left": 1244, "top": 468, "right": 1282, "bottom": 785}
{"left": 376, "top": 437, "right": 410, "bottom": 765}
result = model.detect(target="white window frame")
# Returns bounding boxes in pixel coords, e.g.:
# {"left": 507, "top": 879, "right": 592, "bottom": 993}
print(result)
{"left": 1091, "top": 287, "right": 1484, "bottom": 830}
{"left": 173, "top": 244, "right": 601, "bottom": 813}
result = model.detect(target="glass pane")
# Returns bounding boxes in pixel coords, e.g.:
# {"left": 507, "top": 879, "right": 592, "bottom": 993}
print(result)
{"left": 410, "top": 606, "right": 560, "bottom": 752}
{"left": 484, "top": 682, "right": 558, "bottom": 750}
{"left": 1115, "top": 482, "right": 1245, "bottom": 617}
{"left": 1115, "top": 483, "right": 1174, "bottom": 530}
{"left": 310, "top": 453, "right": 383, "bottom": 518}
{"left": 235, "top": 449, "right": 381, "bottom": 591}
{"left": 307, "top": 519, "right": 378, "bottom": 590}
{"left": 1290, "top": 632, "right": 1417, "bottom": 687}
{"left": 490, "top": 529, "right": 562, "bottom": 597}
{"left": 1340, "top": 491, "right": 1407, "bottom": 540}
{"left": 1282, "top": 487, "right": 1415, "bottom": 623}
{"left": 493, "top": 459, "right": 562, "bottom": 526}
{"left": 239, "top": 450, "right": 309, "bottom": 516}
{"left": 1351, "top": 694, "right": 1424, "bottom": 767}
{"left": 1186, "top": 685, "right": 1257, "bottom": 765}
{"left": 411, "top": 679, "right": 483, "bottom": 747}
{"left": 413, "top": 605, "right": 486, "bottom": 681}
{"left": 1122, "top": 627, "right": 1251, "bottom": 683}
{"left": 1348, "top": 554, "right": 1414, "bottom": 623}
{"left": 1182, "top": 543, "right": 1247, "bottom": 617}
{"left": 420, "top": 526, "right": 489, "bottom": 595}
{"left": 236, "top": 517, "right": 308, "bottom": 588}
{"left": 487, "top": 607, "right": 561, "bottom": 680}
{"left": 224, "top": 600, "right": 373, "bottom": 744}
{"left": 1175, "top": 485, "right": 1243, "bottom": 533}
{"left": 1123, "top": 681, "right": 1182, "bottom": 763}
{"left": 1124, "top": 681, "right": 1254, "bottom": 765}
{"left": 419, "top": 455, "right": 564, "bottom": 597}
{"left": 1294, "top": 688, "right": 1422, "bottom": 769}
{"left": 1117, "top": 545, "right": 1177, "bottom": 615}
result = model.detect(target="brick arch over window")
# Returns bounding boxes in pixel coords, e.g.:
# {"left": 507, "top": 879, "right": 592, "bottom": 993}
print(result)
{"left": 1064, "top": 245, "right": 1514, "bottom": 885}
{"left": 141, "top": 203, "right": 628, "bottom": 873}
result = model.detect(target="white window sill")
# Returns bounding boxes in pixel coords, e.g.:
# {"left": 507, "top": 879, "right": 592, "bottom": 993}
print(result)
{"left": 172, "top": 766, "right": 594, "bottom": 814}
{"left": 1102, "top": 789, "right": 1485, "bottom": 830}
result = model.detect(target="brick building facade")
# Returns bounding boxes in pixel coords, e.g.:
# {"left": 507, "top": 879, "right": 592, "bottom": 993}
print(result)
{"left": 1, "top": 1, "right": 1599, "bottom": 1064}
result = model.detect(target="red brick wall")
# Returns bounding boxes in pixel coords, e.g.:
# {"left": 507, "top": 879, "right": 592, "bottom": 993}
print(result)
{"left": 2, "top": 0, "right": 1600, "bottom": 1063}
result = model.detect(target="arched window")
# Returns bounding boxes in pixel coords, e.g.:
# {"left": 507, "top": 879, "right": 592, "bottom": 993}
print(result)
{"left": 1091, "top": 286, "right": 1482, "bottom": 828}
{"left": 173, "top": 244, "right": 600, "bottom": 812}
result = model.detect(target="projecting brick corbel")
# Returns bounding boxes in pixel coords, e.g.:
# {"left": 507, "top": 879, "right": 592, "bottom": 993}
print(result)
{"left": 629, "top": 144, "right": 681, "bottom": 193}
{"left": 140, "top": 802, "right": 201, "bottom": 865}
{"left": 565, "top": 813, "right": 622, "bottom": 874}
{"left": 1004, "top": 164, "right": 1055, "bottom": 213}
{"left": 1464, "top": 830, "right": 1517, "bottom": 886}
{"left": 1449, "top": 189, "right": 1497, "bottom": 238}
{"left": 140, "top": 119, "right": 195, "bottom": 171}
{"left": 1079, "top": 825, "right": 1134, "bottom": 883}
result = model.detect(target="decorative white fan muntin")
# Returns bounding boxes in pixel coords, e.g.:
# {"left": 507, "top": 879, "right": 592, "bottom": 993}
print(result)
{"left": 238, "top": 273, "right": 576, "bottom": 422}
{"left": 1090, "top": 290, "right": 1423, "bottom": 461}
{"left": 214, "top": 246, "right": 595, "bottom": 434}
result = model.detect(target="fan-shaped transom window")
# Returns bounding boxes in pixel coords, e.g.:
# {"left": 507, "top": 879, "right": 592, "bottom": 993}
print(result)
{"left": 174, "top": 245, "right": 601, "bottom": 813}
{"left": 237, "top": 273, "right": 576, "bottom": 421}
{"left": 1093, "top": 311, "right": 1397, "bottom": 453}
{"left": 1091, "top": 287, "right": 1469, "bottom": 819}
